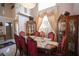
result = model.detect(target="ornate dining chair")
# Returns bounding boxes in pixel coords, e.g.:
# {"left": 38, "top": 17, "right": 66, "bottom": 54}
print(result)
{"left": 27, "top": 37, "right": 37, "bottom": 56}
{"left": 48, "top": 32, "right": 55, "bottom": 41}
{"left": 19, "top": 31, "right": 25, "bottom": 37}
{"left": 53, "top": 35, "right": 67, "bottom": 56}
{"left": 60, "top": 35, "right": 67, "bottom": 55}
{"left": 14, "top": 34, "right": 21, "bottom": 55}
{"left": 40, "top": 31, "right": 45, "bottom": 37}
{"left": 33, "top": 31, "right": 40, "bottom": 37}
{"left": 19, "top": 36, "right": 28, "bottom": 55}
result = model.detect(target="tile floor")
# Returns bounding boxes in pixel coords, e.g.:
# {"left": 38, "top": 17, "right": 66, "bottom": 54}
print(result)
{"left": 0, "top": 39, "right": 19, "bottom": 56}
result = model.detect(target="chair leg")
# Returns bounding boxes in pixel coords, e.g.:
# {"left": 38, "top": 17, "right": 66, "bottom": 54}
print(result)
{"left": 15, "top": 47, "right": 17, "bottom": 56}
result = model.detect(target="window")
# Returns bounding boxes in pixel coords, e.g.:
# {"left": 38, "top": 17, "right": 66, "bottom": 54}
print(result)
{"left": 24, "top": 8, "right": 27, "bottom": 13}
{"left": 39, "top": 15, "right": 52, "bottom": 36}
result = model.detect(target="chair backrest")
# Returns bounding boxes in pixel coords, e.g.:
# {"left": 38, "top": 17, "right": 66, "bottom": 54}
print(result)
{"left": 19, "top": 36, "right": 27, "bottom": 52}
{"left": 61, "top": 35, "right": 67, "bottom": 49}
{"left": 33, "top": 31, "right": 40, "bottom": 37}
{"left": 40, "top": 31, "right": 45, "bottom": 37}
{"left": 14, "top": 34, "right": 20, "bottom": 48}
{"left": 19, "top": 31, "right": 25, "bottom": 37}
{"left": 59, "top": 35, "right": 67, "bottom": 55}
{"left": 27, "top": 37, "right": 37, "bottom": 56}
{"left": 48, "top": 32, "right": 55, "bottom": 41}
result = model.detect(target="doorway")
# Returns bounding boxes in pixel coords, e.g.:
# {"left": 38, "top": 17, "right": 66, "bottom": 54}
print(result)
{"left": 5, "top": 22, "right": 12, "bottom": 39}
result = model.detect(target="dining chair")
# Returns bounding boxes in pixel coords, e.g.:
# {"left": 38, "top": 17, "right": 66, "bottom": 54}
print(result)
{"left": 19, "top": 36, "right": 28, "bottom": 55}
{"left": 19, "top": 31, "right": 25, "bottom": 37}
{"left": 14, "top": 34, "right": 21, "bottom": 56}
{"left": 60, "top": 35, "right": 67, "bottom": 55}
{"left": 48, "top": 32, "right": 55, "bottom": 41}
{"left": 53, "top": 35, "right": 67, "bottom": 56}
{"left": 27, "top": 37, "right": 37, "bottom": 56}
{"left": 33, "top": 31, "right": 40, "bottom": 37}
{"left": 40, "top": 31, "right": 45, "bottom": 37}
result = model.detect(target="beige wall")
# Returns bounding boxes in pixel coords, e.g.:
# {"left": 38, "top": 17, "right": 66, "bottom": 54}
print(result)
{"left": 57, "top": 3, "right": 79, "bottom": 16}
{"left": 15, "top": 4, "right": 37, "bottom": 34}
{"left": 72, "top": 3, "right": 79, "bottom": 15}
{"left": 18, "top": 15, "right": 29, "bottom": 34}
{"left": 0, "top": 4, "right": 15, "bottom": 39}
{"left": 56, "top": 3, "right": 73, "bottom": 16}
{"left": 31, "top": 4, "right": 38, "bottom": 20}
{"left": 0, "top": 16, "right": 14, "bottom": 39}
{"left": 0, "top": 4, "right": 15, "bottom": 18}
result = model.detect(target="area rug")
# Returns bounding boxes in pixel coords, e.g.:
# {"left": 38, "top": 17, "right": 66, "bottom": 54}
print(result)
{"left": 0, "top": 41, "right": 15, "bottom": 49}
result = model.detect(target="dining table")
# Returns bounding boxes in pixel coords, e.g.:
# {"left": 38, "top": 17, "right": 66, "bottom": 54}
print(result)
{"left": 25, "top": 36, "right": 59, "bottom": 55}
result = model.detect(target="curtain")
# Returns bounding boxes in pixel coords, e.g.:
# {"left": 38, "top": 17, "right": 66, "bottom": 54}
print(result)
{"left": 47, "top": 8, "right": 58, "bottom": 41}
{"left": 47, "top": 14, "right": 57, "bottom": 34}
{"left": 47, "top": 7, "right": 58, "bottom": 34}
{"left": 35, "top": 7, "right": 58, "bottom": 34}
{"left": 35, "top": 15, "right": 44, "bottom": 31}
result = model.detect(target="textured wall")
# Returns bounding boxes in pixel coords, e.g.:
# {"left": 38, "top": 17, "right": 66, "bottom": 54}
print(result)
{"left": 72, "top": 3, "right": 79, "bottom": 15}
{"left": 56, "top": 3, "right": 73, "bottom": 16}
{"left": 0, "top": 4, "right": 15, "bottom": 18}
{"left": 18, "top": 15, "right": 29, "bottom": 34}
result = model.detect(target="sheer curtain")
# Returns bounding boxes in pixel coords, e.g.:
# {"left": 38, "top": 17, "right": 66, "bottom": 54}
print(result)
{"left": 35, "top": 11, "right": 46, "bottom": 31}
{"left": 35, "top": 7, "right": 58, "bottom": 40}
{"left": 47, "top": 14, "right": 56, "bottom": 34}
{"left": 39, "top": 15, "right": 53, "bottom": 36}
{"left": 35, "top": 15, "right": 44, "bottom": 31}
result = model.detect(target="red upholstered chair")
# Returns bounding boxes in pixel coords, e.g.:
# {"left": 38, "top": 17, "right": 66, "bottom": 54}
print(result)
{"left": 27, "top": 37, "right": 37, "bottom": 56}
{"left": 60, "top": 35, "right": 67, "bottom": 54}
{"left": 33, "top": 31, "right": 40, "bottom": 37}
{"left": 14, "top": 34, "right": 21, "bottom": 55}
{"left": 53, "top": 35, "right": 67, "bottom": 56}
{"left": 48, "top": 32, "right": 55, "bottom": 41}
{"left": 19, "top": 36, "right": 28, "bottom": 55}
{"left": 40, "top": 31, "right": 45, "bottom": 37}
{"left": 19, "top": 31, "right": 25, "bottom": 37}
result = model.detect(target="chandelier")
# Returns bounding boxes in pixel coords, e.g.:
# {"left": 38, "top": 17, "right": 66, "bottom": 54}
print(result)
{"left": 21, "top": 3, "right": 36, "bottom": 9}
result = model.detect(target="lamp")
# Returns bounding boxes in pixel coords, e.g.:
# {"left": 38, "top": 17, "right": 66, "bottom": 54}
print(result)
{"left": 21, "top": 3, "right": 36, "bottom": 9}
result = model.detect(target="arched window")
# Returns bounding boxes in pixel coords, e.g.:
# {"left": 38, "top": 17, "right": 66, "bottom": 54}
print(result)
{"left": 39, "top": 15, "right": 52, "bottom": 37}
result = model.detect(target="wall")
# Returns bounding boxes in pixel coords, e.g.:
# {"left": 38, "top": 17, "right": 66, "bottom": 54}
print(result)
{"left": 56, "top": 3, "right": 74, "bottom": 17}
{"left": 0, "top": 4, "right": 15, "bottom": 18}
{"left": 18, "top": 15, "right": 29, "bottom": 34}
{"left": 0, "top": 16, "right": 6, "bottom": 35}
{"left": 72, "top": 3, "right": 79, "bottom": 15}
{"left": 0, "top": 4, "right": 15, "bottom": 39}
{"left": 56, "top": 3, "right": 79, "bottom": 16}
{"left": 0, "top": 16, "right": 13, "bottom": 35}
{"left": 31, "top": 4, "right": 38, "bottom": 20}
{"left": 15, "top": 4, "right": 38, "bottom": 34}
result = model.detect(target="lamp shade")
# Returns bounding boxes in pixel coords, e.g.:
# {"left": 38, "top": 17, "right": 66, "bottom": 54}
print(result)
{"left": 21, "top": 3, "right": 36, "bottom": 9}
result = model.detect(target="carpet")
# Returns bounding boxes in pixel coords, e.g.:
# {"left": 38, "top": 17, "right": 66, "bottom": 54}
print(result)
{"left": 0, "top": 41, "right": 15, "bottom": 49}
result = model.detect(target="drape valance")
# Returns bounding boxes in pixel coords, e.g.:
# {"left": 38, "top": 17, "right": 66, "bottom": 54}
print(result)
{"left": 35, "top": 6, "right": 58, "bottom": 35}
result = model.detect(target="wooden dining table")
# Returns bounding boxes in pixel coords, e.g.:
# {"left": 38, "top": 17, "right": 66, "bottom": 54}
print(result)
{"left": 25, "top": 36, "right": 59, "bottom": 55}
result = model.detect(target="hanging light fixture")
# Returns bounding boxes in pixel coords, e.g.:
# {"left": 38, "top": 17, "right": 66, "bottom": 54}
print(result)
{"left": 21, "top": 3, "right": 36, "bottom": 9}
